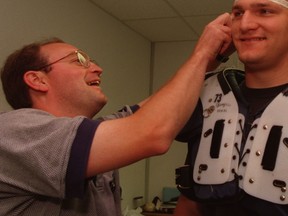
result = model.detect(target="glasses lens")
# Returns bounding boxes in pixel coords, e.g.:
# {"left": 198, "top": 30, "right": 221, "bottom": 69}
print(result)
{"left": 77, "top": 51, "right": 90, "bottom": 68}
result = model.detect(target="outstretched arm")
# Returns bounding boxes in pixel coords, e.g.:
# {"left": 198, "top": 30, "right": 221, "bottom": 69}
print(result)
{"left": 87, "top": 13, "right": 233, "bottom": 175}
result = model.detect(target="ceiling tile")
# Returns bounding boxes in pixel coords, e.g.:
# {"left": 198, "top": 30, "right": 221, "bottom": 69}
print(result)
{"left": 90, "top": 0, "right": 178, "bottom": 20}
{"left": 125, "top": 18, "right": 198, "bottom": 42}
{"left": 89, "top": 0, "right": 235, "bottom": 42}
{"left": 166, "top": 0, "right": 234, "bottom": 16}
{"left": 185, "top": 15, "right": 218, "bottom": 35}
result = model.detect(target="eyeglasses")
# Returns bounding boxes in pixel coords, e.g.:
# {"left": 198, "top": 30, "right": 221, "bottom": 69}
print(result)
{"left": 38, "top": 50, "right": 92, "bottom": 70}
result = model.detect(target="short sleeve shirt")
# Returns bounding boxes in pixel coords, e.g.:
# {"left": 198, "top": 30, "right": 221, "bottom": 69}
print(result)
{"left": 0, "top": 106, "right": 137, "bottom": 215}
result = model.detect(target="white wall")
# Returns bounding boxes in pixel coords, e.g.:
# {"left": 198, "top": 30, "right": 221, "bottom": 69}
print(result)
{"left": 0, "top": 0, "right": 151, "bottom": 210}
{"left": 146, "top": 41, "right": 195, "bottom": 202}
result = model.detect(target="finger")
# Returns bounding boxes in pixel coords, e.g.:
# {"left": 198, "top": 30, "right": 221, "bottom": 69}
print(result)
{"left": 210, "top": 12, "right": 231, "bottom": 26}
{"left": 214, "top": 14, "right": 234, "bottom": 56}
{"left": 193, "top": 13, "right": 233, "bottom": 62}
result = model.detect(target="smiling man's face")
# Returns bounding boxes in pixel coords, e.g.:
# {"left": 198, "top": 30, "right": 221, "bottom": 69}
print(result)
{"left": 231, "top": 0, "right": 288, "bottom": 69}
{"left": 38, "top": 42, "right": 107, "bottom": 118}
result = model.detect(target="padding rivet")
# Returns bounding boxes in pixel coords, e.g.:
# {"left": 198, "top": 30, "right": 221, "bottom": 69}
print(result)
{"left": 203, "top": 106, "right": 215, "bottom": 118}
{"left": 280, "top": 195, "right": 286, "bottom": 201}
{"left": 228, "top": 119, "right": 232, "bottom": 124}
{"left": 282, "top": 187, "right": 287, "bottom": 192}
{"left": 249, "top": 178, "right": 255, "bottom": 184}
{"left": 263, "top": 125, "right": 268, "bottom": 130}
{"left": 224, "top": 143, "right": 228, "bottom": 148}
{"left": 221, "top": 169, "right": 225, "bottom": 174}
{"left": 256, "top": 151, "right": 261, "bottom": 156}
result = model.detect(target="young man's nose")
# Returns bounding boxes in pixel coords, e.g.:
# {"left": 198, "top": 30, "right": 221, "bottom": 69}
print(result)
{"left": 239, "top": 12, "right": 259, "bottom": 32}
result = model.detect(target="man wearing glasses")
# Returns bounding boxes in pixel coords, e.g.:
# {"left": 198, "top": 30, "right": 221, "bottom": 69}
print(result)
{"left": 0, "top": 13, "right": 232, "bottom": 216}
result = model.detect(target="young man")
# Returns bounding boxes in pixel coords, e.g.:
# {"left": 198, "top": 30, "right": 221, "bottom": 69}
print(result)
{"left": 174, "top": 0, "right": 288, "bottom": 215}
{"left": 0, "top": 13, "right": 232, "bottom": 215}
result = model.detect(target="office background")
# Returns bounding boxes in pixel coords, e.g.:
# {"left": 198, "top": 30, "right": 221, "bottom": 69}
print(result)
{"left": 0, "top": 0, "right": 241, "bottom": 210}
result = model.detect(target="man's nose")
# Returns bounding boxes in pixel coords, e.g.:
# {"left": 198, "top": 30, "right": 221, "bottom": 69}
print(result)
{"left": 90, "top": 61, "right": 103, "bottom": 76}
{"left": 239, "top": 12, "right": 259, "bottom": 32}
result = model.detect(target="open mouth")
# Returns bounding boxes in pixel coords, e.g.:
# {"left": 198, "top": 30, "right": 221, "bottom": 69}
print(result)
{"left": 87, "top": 80, "right": 101, "bottom": 86}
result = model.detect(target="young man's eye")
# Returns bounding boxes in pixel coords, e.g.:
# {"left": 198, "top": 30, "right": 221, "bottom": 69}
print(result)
{"left": 259, "top": 8, "right": 275, "bottom": 15}
{"left": 231, "top": 10, "right": 243, "bottom": 19}
{"left": 261, "top": 9, "right": 270, "bottom": 14}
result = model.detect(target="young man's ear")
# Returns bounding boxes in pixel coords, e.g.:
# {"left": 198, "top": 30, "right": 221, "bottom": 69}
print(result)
{"left": 23, "top": 71, "right": 49, "bottom": 92}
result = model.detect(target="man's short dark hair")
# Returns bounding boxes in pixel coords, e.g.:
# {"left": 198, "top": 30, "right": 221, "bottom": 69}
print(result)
{"left": 1, "top": 37, "right": 64, "bottom": 109}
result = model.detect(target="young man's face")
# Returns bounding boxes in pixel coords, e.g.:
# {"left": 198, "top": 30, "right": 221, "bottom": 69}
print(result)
{"left": 231, "top": 0, "right": 288, "bottom": 69}
{"left": 40, "top": 43, "right": 107, "bottom": 117}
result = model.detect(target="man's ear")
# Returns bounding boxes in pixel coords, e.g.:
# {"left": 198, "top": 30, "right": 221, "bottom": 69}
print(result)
{"left": 23, "top": 71, "right": 49, "bottom": 92}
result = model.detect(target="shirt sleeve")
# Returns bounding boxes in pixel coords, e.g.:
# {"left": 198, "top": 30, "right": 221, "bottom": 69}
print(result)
{"left": 65, "top": 105, "right": 139, "bottom": 198}
{"left": 65, "top": 118, "right": 100, "bottom": 198}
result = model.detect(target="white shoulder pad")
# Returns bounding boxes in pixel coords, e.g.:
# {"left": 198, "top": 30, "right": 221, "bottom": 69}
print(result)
{"left": 240, "top": 92, "right": 288, "bottom": 204}
{"left": 194, "top": 73, "right": 242, "bottom": 184}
